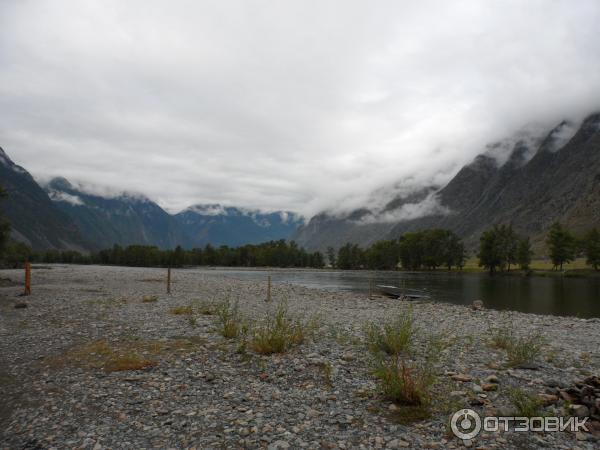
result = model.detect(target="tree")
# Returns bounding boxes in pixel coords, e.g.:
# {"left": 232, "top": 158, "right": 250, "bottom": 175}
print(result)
{"left": 517, "top": 237, "right": 533, "bottom": 270}
{"left": 478, "top": 226, "right": 505, "bottom": 274}
{"left": 337, "top": 243, "right": 365, "bottom": 270}
{"left": 546, "top": 222, "right": 576, "bottom": 270}
{"left": 326, "top": 246, "right": 336, "bottom": 268}
{"left": 583, "top": 228, "right": 600, "bottom": 271}
{"left": 499, "top": 225, "right": 519, "bottom": 271}
{"left": 442, "top": 231, "right": 466, "bottom": 270}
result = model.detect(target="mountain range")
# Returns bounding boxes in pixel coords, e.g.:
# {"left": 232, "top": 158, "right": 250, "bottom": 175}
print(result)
{"left": 294, "top": 112, "right": 600, "bottom": 253}
{"left": 0, "top": 148, "right": 302, "bottom": 251}
{"left": 2, "top": 111, "right": 599, "bottom": 254}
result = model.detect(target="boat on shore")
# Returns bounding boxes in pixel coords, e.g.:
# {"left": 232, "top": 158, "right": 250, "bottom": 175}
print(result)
{"left": 375, "top": 284, "right": 430, "bottom": 300}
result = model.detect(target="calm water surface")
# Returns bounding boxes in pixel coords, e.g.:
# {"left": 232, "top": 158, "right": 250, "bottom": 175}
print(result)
{"left": 193, "top": 268, "right": 600, "bottom": 318}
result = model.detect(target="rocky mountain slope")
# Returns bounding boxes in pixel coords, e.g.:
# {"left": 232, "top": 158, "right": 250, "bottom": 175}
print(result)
{"left": 0, "top": 148, "right": 302, "bottom": 251}
{"left": 45, "top": 178, "right": 188, "bottom": 250}
{"left": 295, "top": 113, "right": 600, "bottom": 252}
{"left": 175, "top": 205, "right": 303, "bottom": 248}
{"left": 0, "top": 148, "right": 89, "bottom": 251}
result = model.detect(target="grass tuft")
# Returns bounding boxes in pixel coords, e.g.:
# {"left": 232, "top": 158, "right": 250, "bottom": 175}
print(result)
{"left": 373, "top": 354, "right": 436, "bottom": 406}
{"left": 489, "top": 325, "right": 545, "bottom": 367}
{"left": 215, "top": 299, "right": 243, "bottom": 338}
{"left": 365, "top": 312, "right": 414, "bottom": 356}
{"left": 508, "top": 387, "right": 545, "bottom": 417}
{"left": 250, "top": 301, "right": 316, "bottom": 354}
{"left": 142, "top": 295, "right": 158, "bottom": 303}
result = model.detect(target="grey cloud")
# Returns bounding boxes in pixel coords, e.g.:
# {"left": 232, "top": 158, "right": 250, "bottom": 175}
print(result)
{"left": 1, "top": 0, "right": 599, "bottom": 217}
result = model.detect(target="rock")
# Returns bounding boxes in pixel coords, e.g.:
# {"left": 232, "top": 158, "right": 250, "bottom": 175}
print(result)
{"left": 570, "top": 404, "right": 590, "bottom": 418}
{"left": 472, "top": 384, "right": 483, "bottom": 393}
{"left": 462, "top": 438, "right": 473, "bottom": 447}
{"left": 341, "top": 351, "right": 355, "bottom": 362}
{"left": 538, "top": 393, "right": 559, "bottom": 405}
{"left": 482, "top": 383, "right": 498, "bottom": 392}
{"left": 269, "top": 440, "right": 290, "bottom": 450}
{"left": 471, "top": 300, "right": 483, "bottom": 310}
{"left": 485, "top": 375, "right": 499, "bottom": 384}
{"left": 515, "top": 361, "right": 539, "bottom": 370}
{"left": 450, "top": 390, "right": 467, "bottom": 397}
{"left": 576, "top": 432, "right": 588, "bottom": 441}
{"left": 560, "top": 390, "right": 577, "bottom": 403}
{"left": 14, "top": 302, "right": 28, "bottom": 309}
{"left": 451, "top": 374, "right": 473, "bottom": 382}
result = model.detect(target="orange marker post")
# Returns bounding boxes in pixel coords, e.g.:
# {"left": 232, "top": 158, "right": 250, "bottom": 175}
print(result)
{"left": 167, "top": 267, "right": 171, "bottom": 294}
{"left": 24, "top": 262, "right": 31, "bottom": 295}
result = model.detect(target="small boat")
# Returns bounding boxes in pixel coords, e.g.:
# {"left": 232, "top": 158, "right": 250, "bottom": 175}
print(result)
{"left": 375, "top": 285, "right": 430, "bottom": 300}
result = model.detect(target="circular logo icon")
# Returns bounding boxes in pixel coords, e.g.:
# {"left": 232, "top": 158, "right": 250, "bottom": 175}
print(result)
{"left": 451, "top": 409, "right": 482, "bottom": 440}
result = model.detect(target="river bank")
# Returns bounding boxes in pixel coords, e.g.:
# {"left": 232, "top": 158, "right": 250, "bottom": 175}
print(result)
{"left": 1, "top": 264, "right": 599, "bottom": 449}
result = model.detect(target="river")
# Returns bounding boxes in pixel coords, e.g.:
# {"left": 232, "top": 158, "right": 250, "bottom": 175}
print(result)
{"left": 192, "top": 267, "right": 600, "bottom": 318}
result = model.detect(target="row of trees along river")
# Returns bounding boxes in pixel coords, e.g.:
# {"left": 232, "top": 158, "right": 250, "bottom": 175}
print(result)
{"left": 1, "top": 222, "right": 599, "bottom": 273}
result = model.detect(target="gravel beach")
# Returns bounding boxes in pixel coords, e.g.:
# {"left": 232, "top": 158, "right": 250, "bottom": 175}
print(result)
{"left": 1, "top": 264, "right": 599, "bottom": 449}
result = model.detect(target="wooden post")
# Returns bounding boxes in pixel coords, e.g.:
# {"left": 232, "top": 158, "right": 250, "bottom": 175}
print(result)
{"left": 266, "top": 275, "right": 271, "bottom": 302}
{"left": 369, "top": 277, "right": 373, "bottom": 300}
{"left": 24, "top": 262, "right": 31, "bottom": 296}
{"left": 167, "top": 267, "right": 171, "bottom": 294}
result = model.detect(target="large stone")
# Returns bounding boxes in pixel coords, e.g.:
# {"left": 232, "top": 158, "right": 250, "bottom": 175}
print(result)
{"left": 538, "top": 393, "right": 559, "bottom": 405}
{"left": 570, "top": 404, "right": 590, "bottom": 418}
{"left": 471, "top": 300, "right": 484, "bottom": 310}
{"left": 451, "top": 374, "right": 473, "bottom": 382}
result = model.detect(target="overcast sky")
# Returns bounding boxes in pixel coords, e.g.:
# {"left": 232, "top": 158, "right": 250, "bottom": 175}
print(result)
{"left": 1, "top": 0, "right": 599, "bottom": 216}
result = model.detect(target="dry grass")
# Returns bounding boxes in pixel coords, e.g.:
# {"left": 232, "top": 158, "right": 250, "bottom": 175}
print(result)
{"left": 142, "top": 295, "right": 158, "bottom": 303}
{"left": 169, "top": 305, "right": 193, "bottom": 315}
{"left": 46, "top": 337, "right": 201, "bottom": 372}
{"left": 463, "top": 257, "right": 590, "bottom": 272}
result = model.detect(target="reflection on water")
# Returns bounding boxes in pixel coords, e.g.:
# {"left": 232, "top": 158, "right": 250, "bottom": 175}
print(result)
{"left": 192, "top": 268, "right": 600, "bottom": 318}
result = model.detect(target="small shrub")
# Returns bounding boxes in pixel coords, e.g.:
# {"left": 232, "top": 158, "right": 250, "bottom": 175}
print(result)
{"left": 373, "top": 354, "right": 435, "bottom": 406}
{"left": 215, "top": 299, "right": 242, "bottom": 338}
{"left": 142, "top": 295, "right": 158, "bottom": 303}
{"left": 250, "top": 301, "right": 314, "bottom": 354}
{"left": 169, "top": 305, "right": 193, "bottom": 315}
{"left": 508, "top": 387, "right": 545, "bottom": 417}
{"left": 365, "top": 313, "right": 414, "bottom": 356}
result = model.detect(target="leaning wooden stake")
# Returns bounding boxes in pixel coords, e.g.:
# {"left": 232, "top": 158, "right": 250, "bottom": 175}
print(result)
{"left": 369, "top": 277, "right": 373, "bottom": 300}
{"left": 167, "top": 267, "right": 171, "bottom": 294}
{"left": 266, "top": 275, "right": 271, "bottom": 302}
{"left": 24, "top": 262, "right": 31, "bottom": 296}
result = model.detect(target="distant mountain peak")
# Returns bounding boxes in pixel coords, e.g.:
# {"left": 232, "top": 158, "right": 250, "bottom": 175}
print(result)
{"left": 537, "top": 120, "right": 578, "bottom": 153}
{"left": 47, "top": 176, "right": 74, "bottom": 191}
{"left": 0, "top": 146, "right": 29, "bottom": 175}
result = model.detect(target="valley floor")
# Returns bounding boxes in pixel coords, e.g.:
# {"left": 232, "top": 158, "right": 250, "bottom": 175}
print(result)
{"left": 1, "top": 265, "right": 599, "bottom": 449}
